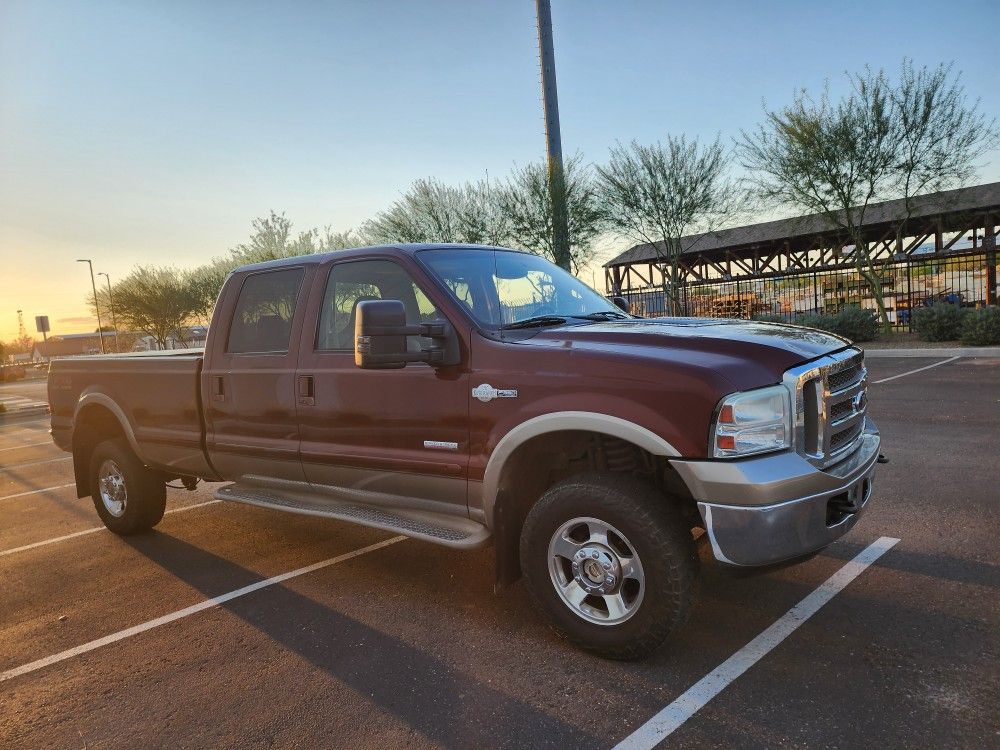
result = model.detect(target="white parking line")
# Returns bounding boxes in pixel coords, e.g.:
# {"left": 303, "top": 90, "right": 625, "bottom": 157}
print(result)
{"left": 0, "top": 441, "right": 53, "bottom": 453}
{"left": 871, "top": 356, "right": 961, "bottom": 384}
{"left": 2, "top": 456, "right": 71, "bottom": 470}
{"left": 0, "top": 535, "right": 406, "bottom": 683}
{"left": 0, "top": 484, "right": 76, "bottom": 502}
{"left": 0, "top": 500, "right": 222, "bottom": 557}
{"left": 614, "top": 536, "right": 900, "bottom": 750}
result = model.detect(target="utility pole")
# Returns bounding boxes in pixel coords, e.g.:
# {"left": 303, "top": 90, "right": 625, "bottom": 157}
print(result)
{"left": 535, "top": 0, "right": 571, "bottom": 271}
{"left": 98, "top": 272, "right": 119, "bottom": 352}
{"left": 77, "top": 259, "right": 106, "bottom": 354}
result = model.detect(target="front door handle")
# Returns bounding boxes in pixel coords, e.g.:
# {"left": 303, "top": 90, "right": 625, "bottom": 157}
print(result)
{"left": 297, "top": 375, "right": 315, "bottom": 406}
{"left": 211, "top": 375, "right": 226, "bottom": 402}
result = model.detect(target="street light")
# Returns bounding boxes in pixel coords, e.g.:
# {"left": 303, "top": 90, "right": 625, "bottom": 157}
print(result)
{"left": 76, "top": 259, "right": 106, "bottom": 354}
{"left": 97, "top": 272, "right": 119, "bottom": 353}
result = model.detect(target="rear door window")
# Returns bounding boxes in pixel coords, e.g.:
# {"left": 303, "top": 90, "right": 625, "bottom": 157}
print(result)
{"left": 226, "top": 267, "right": 305, "bottom": 353}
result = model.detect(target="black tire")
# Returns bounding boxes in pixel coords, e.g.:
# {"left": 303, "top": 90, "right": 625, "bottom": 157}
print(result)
{"left": 519, "top": 472, "right": 698, "bottom": 660}
{"left": 89, "top": 438, "right": 166, "bottom": 534}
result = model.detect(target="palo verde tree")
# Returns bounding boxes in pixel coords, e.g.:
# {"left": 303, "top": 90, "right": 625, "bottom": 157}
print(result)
{"left": 497, "top": 153, "right": 605, "bottom": 273}
{"left": 363, "top": 177, "right": 512, "bottom": 246}
{"left": 91, "top": 266, "right": 204, "bottom": 350}
{"left": 596, "top": 135, "right": 741, "bottom": 315}
{"left": 739, "top": 60, "right": 997, "bottom": 332}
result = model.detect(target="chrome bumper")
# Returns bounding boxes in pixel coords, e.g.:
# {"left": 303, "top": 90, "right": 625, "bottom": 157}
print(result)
{"left": 672, "top": 419, "right": 880, "bottom": 567}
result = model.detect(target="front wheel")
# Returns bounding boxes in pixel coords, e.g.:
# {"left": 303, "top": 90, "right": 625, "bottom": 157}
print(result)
{"left": 520, "top": 473, "right": 698, "bottom": 660}
{"left": 89, "top": 438, "right": 166, "bottom": 534}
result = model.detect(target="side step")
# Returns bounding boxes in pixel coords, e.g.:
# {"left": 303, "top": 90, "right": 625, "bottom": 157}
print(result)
{"left": 215, "top": 483, "right": 491, "bottom": 550}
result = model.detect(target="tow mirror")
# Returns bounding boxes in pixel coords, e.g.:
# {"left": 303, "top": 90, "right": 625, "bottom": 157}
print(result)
{"left": 612, "top": 296, "right": 629, "bottom": 313}
{"left": 354, "top": 299, "right": 460, "bottom": 370}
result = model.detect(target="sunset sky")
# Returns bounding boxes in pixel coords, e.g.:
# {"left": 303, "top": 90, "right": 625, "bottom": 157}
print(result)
{"left": 2, "top": 0, "right": 998, "bottom": 342}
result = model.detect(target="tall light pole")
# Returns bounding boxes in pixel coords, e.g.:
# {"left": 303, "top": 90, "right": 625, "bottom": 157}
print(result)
{"left": 76, "top": 259, "right": 106, "bottom": 354}
{"left": 97, "top": 272, "right": 118, "bottom": 353}
{"left": 535, "top": 0, "right": 571, "bottom": 271}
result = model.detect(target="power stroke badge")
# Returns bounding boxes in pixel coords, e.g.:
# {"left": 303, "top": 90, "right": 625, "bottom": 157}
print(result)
{"left": 472, "top": 383, "right": 518, "bottom": 403}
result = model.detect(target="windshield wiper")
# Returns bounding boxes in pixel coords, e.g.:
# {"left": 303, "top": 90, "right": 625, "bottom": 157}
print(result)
{"left": 570, "top": 311, "right": 630, "bottom": 321}
{"left": 501, "top": 315, "right": 569, "bottom": 330}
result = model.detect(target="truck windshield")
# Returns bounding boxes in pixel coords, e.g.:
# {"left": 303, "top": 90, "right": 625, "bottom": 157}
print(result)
{"left": 418, "top": 248, "right": 626, "bottom": 329}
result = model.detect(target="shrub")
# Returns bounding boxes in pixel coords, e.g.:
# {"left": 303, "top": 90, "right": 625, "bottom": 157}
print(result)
{"left": 911, "top": 303, "right": 966, "bottom": 341}
{"left": 960, "top": 306, "right": 1000, "bottom": 346}
{"left": 795, "top": 306, "right": 880, "bottom": 342}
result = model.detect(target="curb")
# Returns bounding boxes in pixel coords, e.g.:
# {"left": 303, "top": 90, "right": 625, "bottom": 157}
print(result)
{"left": 862, "top": 347, "right": 1000, "bottom": 358}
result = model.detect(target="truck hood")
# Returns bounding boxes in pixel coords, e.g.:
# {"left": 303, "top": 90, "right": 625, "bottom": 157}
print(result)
{"left": 521, "top": 318, "right": 851, "bottom": 391}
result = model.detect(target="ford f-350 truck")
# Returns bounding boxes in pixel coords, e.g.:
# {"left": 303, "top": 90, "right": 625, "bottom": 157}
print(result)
{"left": 49, "top": 244, "right": 879, "bottom": 659}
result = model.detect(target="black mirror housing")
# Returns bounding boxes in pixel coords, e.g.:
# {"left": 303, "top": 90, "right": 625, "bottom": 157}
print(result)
{"left": 612, "top": 296, "right": 630, "bottom": 313}
{"left": 354, "top": 299, "right": 461, "bottom": 370}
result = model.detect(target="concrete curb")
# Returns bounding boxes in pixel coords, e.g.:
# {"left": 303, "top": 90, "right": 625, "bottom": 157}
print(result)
{"left": 862, "top": 347, "right": 1000, "bottom": 358}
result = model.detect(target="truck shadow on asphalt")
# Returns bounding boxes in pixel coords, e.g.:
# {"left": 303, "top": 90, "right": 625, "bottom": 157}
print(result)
{"left": 122, "top": 531, "right": 602, "bottom": 750}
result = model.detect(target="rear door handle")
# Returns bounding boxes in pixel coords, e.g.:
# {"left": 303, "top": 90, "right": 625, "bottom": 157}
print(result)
{"left": 297, "top": 375, "right": 314, "bottom": 406}
{"left": 211, "top": 375, "right": 226, "bottom": 402}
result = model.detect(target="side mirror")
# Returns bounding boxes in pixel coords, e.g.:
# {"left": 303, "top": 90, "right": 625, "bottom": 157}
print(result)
{"left": 354, "top": 299, "right": 460, "bottom": 370}
{"left": 612, "top": 296, "right": 630, "bottom": 313}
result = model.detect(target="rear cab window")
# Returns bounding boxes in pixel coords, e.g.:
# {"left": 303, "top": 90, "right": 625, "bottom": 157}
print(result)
{"left": 226, "top": 267, "right": 306, "bottom": 353}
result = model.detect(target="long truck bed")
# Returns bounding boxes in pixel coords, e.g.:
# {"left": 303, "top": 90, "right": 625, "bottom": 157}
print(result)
{"left": 48, "top": 350, "right": 217, "bottom": 493}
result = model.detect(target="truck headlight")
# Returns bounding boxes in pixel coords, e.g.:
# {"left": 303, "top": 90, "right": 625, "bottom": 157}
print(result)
{"left": 710, "top": 385, "right": 791, "bottom": 458}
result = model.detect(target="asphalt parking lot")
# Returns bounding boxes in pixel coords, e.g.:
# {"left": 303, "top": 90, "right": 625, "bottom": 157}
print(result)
{"left": 1, "top": 356, "right": 997, "bottom": 749}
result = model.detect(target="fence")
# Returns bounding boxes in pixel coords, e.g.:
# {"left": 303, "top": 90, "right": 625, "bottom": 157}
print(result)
{"left": 618, "top": 249, "right": 999, "bottom": 329}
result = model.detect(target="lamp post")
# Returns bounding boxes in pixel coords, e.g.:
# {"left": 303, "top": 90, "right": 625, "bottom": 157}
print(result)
{"left": 97, "top": 272, "right": 119, "bottom": 352}
{"left": 76, "top": 259, "right": 106, "bottom": 354}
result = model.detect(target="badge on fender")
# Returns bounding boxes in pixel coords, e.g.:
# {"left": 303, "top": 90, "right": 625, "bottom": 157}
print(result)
{"left": 472, "top": 383, "right": 518, "bottom": 403}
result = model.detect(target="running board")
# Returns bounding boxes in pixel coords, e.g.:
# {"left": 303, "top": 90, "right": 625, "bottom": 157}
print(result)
{"left": 215, "top": 484, "right": 491, "bottom": 550}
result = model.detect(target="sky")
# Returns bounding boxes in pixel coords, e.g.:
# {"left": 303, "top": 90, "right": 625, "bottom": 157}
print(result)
{"left": 2, "top": 0, "right": 999, "bottom": 342}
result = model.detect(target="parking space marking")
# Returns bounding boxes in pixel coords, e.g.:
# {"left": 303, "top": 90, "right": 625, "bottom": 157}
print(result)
{"left": 871, "top": 356, "right": 960, "bottom": 384}
{"left": 0, "top": 441, "right": 53, "bottom": 453}
{"left": 0, "top": 535, "right": 406, "bottom": 683}
{"left": 614, "top": 536, "right": 900, "bottom": 750}
{"left": 2, "top": 456, "right": 71, "bottom": 470}
{"left": 0, "top": 500, "right": 222, "bottom": 558}
{"left": 0, "top": 484, "right": 76, "bottom": 502}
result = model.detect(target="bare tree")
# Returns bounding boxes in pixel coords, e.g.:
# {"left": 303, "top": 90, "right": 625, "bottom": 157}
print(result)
{"left": 498, "top": 154, "right": 604, "bottom": 273}
{"left": 891, "top": 61, "right": 998, "bottom": 242}
{"left": 739, "top": 60, "right": 997, "bottom": 331}
{"left": 597, "top": 136, "right": 740, "bottom": 315}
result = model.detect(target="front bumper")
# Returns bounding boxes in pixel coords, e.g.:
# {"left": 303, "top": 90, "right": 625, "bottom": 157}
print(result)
{"left": 671, "top": 419, "right": 880, "bottom": 566}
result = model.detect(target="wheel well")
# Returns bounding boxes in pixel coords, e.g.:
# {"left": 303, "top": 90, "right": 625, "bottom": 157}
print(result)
{"left": 72, "top": 404, "right": 127, "bottom": 498}
{"left": 492, "top": 430, "right": 697, "bottom": 589}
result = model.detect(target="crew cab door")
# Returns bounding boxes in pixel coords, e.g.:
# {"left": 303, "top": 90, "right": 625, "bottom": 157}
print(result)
{"left": 202, "top": 265, "right": 311, "bottom": 482}
{"left": 295, "top": 255, "right": 470, "bottom": 515}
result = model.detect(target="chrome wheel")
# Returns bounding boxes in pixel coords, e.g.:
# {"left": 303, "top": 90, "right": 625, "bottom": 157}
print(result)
{"left": 547, "top": 516, "right": 645, "bottom": 626}
{"left": 98, "top": 459, "right": 127, "bottom": 518}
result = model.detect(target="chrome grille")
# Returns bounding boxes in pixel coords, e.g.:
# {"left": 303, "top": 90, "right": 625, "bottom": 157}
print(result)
{"left": 784, "top": 348, "right": 869, "bottom": 469}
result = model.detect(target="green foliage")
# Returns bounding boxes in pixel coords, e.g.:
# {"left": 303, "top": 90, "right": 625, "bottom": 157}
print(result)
{"left": 960, "top": 306, "right": 1000, "bottom": 346}
{"left": 498, "top": 153, "right": 605, "bottom": 273}
{"left": 911, "top": 303, "right": 966, "bottom": 341}
{"left": 796, "top": 306, "right": 881, "bottom": 342}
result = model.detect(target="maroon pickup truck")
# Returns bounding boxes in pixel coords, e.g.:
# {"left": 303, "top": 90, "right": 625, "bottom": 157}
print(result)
{"left": 49, "top": 244, "right": 880, "bottom": 658}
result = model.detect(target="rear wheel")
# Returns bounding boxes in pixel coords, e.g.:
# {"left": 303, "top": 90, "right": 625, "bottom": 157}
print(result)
{"left": 89, "top": 438, "right": 166, "bottom": 534}
{"left": 520, "top": 473, "right": 698, "bottom": 660}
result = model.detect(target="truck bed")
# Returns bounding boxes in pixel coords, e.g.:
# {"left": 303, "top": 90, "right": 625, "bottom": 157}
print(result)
{"left": 49, "top": 350, "right": 213, "bottom": 479}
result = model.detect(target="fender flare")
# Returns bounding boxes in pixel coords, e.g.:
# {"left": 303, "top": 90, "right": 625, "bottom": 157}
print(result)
{"left": 481, "top": 411, "right": 681, "bottom": 528}
{"left": 73, "top": 392, "right": 145, "bottom": 463}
